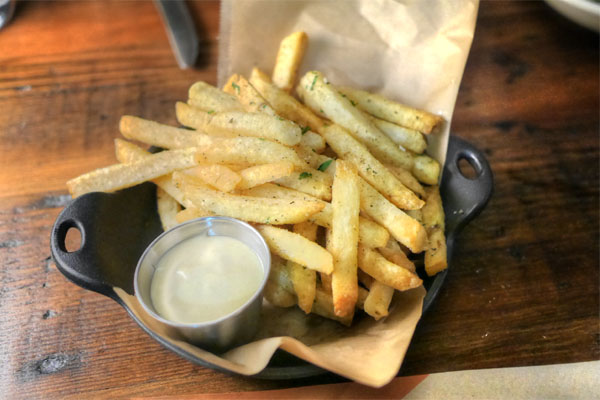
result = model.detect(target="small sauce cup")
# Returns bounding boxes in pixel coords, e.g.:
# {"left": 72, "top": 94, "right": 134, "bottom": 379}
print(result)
{"left": 134, "top": 216, "right": 271, "bottom": 352}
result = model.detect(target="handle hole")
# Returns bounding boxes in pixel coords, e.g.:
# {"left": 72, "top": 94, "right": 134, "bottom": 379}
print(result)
{"left": 65, "top": 226, "right": 82, "bottom": 253}
{"left": 457, "top": 156, "right": 479, "bottom": 180}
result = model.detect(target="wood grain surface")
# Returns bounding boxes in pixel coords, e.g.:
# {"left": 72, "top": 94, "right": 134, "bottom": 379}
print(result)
{"left": 0, "top": 1, "right": 598, "bottom": 398}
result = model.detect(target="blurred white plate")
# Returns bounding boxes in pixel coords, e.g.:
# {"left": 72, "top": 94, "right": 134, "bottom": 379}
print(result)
{"left": 546, "top": 0, "right": 600, "bottom": 32}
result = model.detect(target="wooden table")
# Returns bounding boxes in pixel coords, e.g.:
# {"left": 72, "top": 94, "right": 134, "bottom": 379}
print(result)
{"left": 0, "top": 1, "right": 598, "bottom": 398}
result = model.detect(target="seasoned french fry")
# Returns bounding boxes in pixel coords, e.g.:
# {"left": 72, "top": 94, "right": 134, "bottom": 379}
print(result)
{"left": 294, "top": 145, "right": 335, "bottom": 173}
{"left": 338, "top": 86, "right": 443, "bottom": 134}
{"left": 320, "top": 124, "right": 423, "bottom": 210}
{"left": 240, "top": 183, "right": 389, "bottom": 248}
{"left": 300, "top": 130, "right": 326, "bottom": 153}
{"left": 329, "top": 161, "right": 360, "bottom": 317}
{"left": 250, "top": 67, "right": 324, "bottom": 133}
{"left": 274, "top": 168, "right": 333, "bottom": 201}
{"left": 119, "top": 116, "right": 208, "bottom": 149}
{"left": 378, "top": 239, "right": 416, "bottom": 273}
{"left": 370, "top": 116, "right": 427, "bottom": 154}
{"left": 174, "top": 172, "right": 324, "bottom": 225}
{"left": 157, "top": 187, "right": 181, "bottom": 231}
{"left": 412, "top": 154, "right": 441, "bottom": 185}
{"left": 422, "top": 186, "right": 447, "bottom": 276}
{"left": 288, "top": 221, "right": 318, "bottom": 314}
{"left": 264, "top": 255, "right": 296, "bottom": 308}
{"left": 257, "top": 225, "right": 333, "bottom": 274}
{"left": 67, "top": 147, "right": 198, "bottom": 198}
{"left": 175, "top": 206, "right": 215, "bottom": 224}
{"left": 188, "top": 81, "right": 244, "bottom": 113}
{"left": 272, "top": 31, "right": 308, "bottom": 92}
{"left": 312, "top": 287, "right": 352, "bottom": 326}
{"left": 358, "top": 245, "right": 422, "bottom": 291}
{"left": 223, "top": 74, "right": 278, "bottom": 116}
{"left": 384, "top": 164, "right": 426, "bottom": 198}
{"left": 237, "top": 162, "right": 295, "bottom": 190}
{"left": 297, "top": 71, "right": 413, "bottom": 169}
{"left": 185, "top": 164, "right": 241, "bottom": 192}
{"left": 176, "top": 102, "right": 302, "bottom": 146}
{"left": 364, "top": 280, "right": 395, "bottom": 320}
{"left": 358, "top": 177, "right": 427, "bottom": 253}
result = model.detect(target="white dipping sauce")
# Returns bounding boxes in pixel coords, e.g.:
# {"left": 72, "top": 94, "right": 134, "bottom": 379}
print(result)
{"left": 150, "top": 235, "right": 264, "bottom": 324}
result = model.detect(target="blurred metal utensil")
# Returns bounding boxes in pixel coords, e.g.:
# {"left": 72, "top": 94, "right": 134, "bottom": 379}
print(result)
{"left": 154, "top": 0, "right": 199, "bottom": 69}
{"left": 0, "top": 0, "right": 16, "bottom": 30}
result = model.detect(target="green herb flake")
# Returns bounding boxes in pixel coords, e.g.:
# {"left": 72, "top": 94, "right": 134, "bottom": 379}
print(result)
{"left": 299, "top": 172, "right": 312, "bottom": 180}
{"left": 231, "top": 82, "right": 240, "bottom": 93}
{"left": 207, "top": 110, "right": 215, "bottom": 114}
{"left": 350, "top": 100, "right": 357, "bottom": 107}
{"left": 277, "top": 116, "right": 285, "bottom": 121}
{"left": 317, "top": 159, "right": 333, "bottom": 172}
{"left": 301, "top": 126, "right": 311, "bottom": 135}
{"left": 310, "top": 75, "right": 318, "bottom": 90}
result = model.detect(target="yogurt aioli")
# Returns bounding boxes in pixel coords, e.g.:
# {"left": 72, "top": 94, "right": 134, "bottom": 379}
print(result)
{"left": 150, "top": 235, "right": 264, "bottom": 324}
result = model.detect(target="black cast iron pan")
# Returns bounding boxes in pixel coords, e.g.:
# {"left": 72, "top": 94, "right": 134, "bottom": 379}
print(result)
{"left": 50, "top": 135, "right": 493, "bottom": 379}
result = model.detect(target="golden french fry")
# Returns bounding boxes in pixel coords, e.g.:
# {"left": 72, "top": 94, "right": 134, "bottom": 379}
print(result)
{"left": 364, "top": 280, "right": 395, "bottom": 320}
{"left": 358, "top": 177, "right": 427, "bottom": 253}
{"left": 384, "top": 164, "right": 426, "bottom": 198}
{"left": 356, "top": 287, "right": 370, "bottom": 310}
{"left": 185, "top": 164, "right": 241, "bottom": 192}
{"left": 274, "top": 168, "right": 333, "bottom": 201}
{"left": 329, "top": 160, "right": 360, "bottom": 317}
{"left": 272, "top": 31, "right": 308, "bottom": 92}
{"left": 157, "top": 187, "right": 181, "bottom": 231}
{"left": 67, "top": 147, "right": 197, "bottom": 198}
{"left": 294, "top": 145, "right": 335, "bottom": 174}
{"left": 413, "top": 154, "right": 441, "bottom": 185}
{"left": 320, "top": 124, "right": 423, "bottom": 210}
{"left": 422, "top": 186, "right": 447, "bottom": 276}
{"left": 174, "top": 172, "right": 324, "bottom": 225}
{"left": 405, "top": 209, "right": 423, "bottom": 224}
{"left": 300, "top": 130, "right": 326, "bottom": 153}
{"left": 297, "top": 71, "right": 413, "bottom": 169}
{"left": 176, "top": 102, "right": 302, "bottom": 146}
{"left": 119, "top": 115, "right": 208, "bottom": 149}
{"left": 256, "top": 225, "right": 333, "bottom": 274}
{"left": 250, "top": 67, "right": 325, "bottom": 133}
{"left": 175, "top": 207, "right": 215, "bottom": 224}
{"left": 237, "top": 162, "right": 295, "bottom": 190}
{"left": 378, "top": 239, "right": 416, "bottom": 273}
{"left": 188, "top": 81, "right": 244, "bottom": 113}
{"left": 338, "top": 86, "right": 443, "bottom": 134}
{"left": 321, "top": 229, "right": 333, "bottom": 294}
{"left": 240, "top": 183, "right": 389, "bottom": 248}
{"left": 358, "top": 245, "right": 422, "bottom": 291}
{"left": 370, "top": 116, "right": 427, "bottom": 154}
{"left": 312, "top": 287, "right": 352, "bottom": 326}
{"left": 264, "top": 254, "right": 296, "bottom": 308}
{"left": 288, "top": 222, "right": 318, "bottom": 314}
{"left": 223, "top": 74, "right": 278, "bottom": 116}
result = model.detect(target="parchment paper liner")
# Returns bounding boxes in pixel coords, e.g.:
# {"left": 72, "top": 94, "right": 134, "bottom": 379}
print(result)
{"left": 117, "top": 0, "right": 479, "bottom": 388}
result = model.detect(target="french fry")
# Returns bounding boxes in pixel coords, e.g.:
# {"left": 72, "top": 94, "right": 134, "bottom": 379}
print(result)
{"left": 176, "top": 102, "right": 302, "bottom": 146}
{"left": 157, "top": 187, "right": 181, "bottom": 231}
{"left": 294, "top": 145, "right": 335, "bottom": 173}
{"left": 329, "top": 161, "right": 360, "bottom": 317}
{"left": 320, "top": 124, "right": 423, "bottom": 210}
{"left": 67, "top": 147, "right": 198, "bottom": 198}
{"left": 412, "top": 154, "right": 441, "bottom": 185}
{"left": 384, "top": 164, "right": 426, "bottom": 198}
{"left": 312, "top": 287, "right": 352, "bottom": 326}
{"left": 288, "top": 222, "right": 318, "bottom": 314}
{"left": 119, "top": 115, "right": 208, "bottom": 149}
{"left": 364, "top": 280, "right": 395, "bottom": 321}
{"left": 422, "top": 186, "right": 447, "bottom": 276}
{"left": 274, "top": 168, "right": 333, "bottom": 201}
{"left": 356, "top": 287, "right": 370, "bottom": 310}
{"left": 378, "top": 239, "right": 416, "bottom": 273}
{"left": 185, "top": 164, "right": 241, "bottom": 193}
{"left": 174, "top": 172, "right": 324, "bottom": 225}
{"left": 240, "top": 183, "right": 389, "bottom": 248}
{"left": 358, "top": 177, "right": 427, "bottom": 253}
{"left": 223, "top": 74, "right": 279, "bottom": 116}
{"left": 338, "top": 86, "right": 443, "bottom": 134}
{"left": 300, "top": 130, "right": 326, "bottom": 153}
{"left": 237, "top": 162, "right": 295, "bottom": 190}
{"left": 188, "top": 81, "right": 245, "bottom": 113}
{"left": 272, "top": 31, "right": 308, "bottom": 92}
{"left": 370, "top": 116, "right": 427, "bottom": 154}
{"left": 264, "top": 255, "right": 296, "bottom": 308}
{"left": 297, "top": 71, "right": 413, "bottom": 170}
{"left": 256, "top": 225, "right": 333, "bottom": 274}
{"left": 321, "top": 229, "right": 333, "bottom": 293}
{"left": 358, "top": 245, "right": 422, "bottom": 291}
{"left": 250, "top": 67, "right": 325, "bottom": 133}
{"left": 175, "top": 206, "right": 215, "bottom": 224}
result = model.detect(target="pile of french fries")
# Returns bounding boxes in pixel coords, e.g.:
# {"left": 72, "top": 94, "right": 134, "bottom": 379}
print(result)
{"left": 67, "top": 31, "right": 448, "bottom": 325}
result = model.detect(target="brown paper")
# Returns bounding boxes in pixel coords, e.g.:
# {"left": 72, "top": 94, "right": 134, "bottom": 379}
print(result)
{"left": 116, "top": 0, "right": 479, "bottom": 388}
